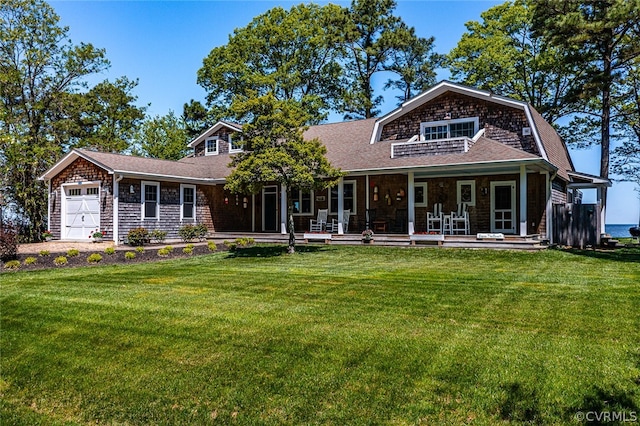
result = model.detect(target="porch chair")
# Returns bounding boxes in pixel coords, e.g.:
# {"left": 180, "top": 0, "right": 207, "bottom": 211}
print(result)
{"left": 327, "top": 209, "right": 350, "bottom": 233}
{"left": 310, "top": 209, "right": 328, "bottom": 232}
{"left": 450, "top": 203, "right": 470, "bottom": 235}
{"left": 426, "top": 203, "right": 443, "bottom": 233}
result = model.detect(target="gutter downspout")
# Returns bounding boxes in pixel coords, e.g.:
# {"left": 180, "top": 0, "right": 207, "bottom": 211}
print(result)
{"left": 113, "top": 174, "right": 124, "bottom": 245}
{"left": 546, "top": 171, "right": 557, "bottom": 244}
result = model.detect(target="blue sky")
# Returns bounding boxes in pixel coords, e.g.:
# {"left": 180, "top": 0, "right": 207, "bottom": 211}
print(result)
{"left": 50, "top": 0, "right": 639, "bottom": 224}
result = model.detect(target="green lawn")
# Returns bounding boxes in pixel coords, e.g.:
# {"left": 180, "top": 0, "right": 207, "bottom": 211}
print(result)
{"left": 2, "top": 246, "right": 639, "bottom": 425}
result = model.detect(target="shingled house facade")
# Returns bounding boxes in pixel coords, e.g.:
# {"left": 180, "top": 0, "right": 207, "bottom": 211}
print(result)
{"left": 41, "top": 81, "right": 609, "bottom": 244}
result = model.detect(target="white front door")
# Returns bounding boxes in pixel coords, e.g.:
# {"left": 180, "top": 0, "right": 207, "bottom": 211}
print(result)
{"left": 63, "top": 185, "right": 100, "bottom": 239}
{"left": 490, "top": 181, "right": 516, "bottom": 234}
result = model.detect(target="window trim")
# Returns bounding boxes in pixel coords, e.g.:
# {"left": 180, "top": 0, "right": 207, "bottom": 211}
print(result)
{"left": 291, "top": 188, "right": 314, "bottom": 216}
{"left": 141, "top": 181, "right": 160, "bottom": 220}
{"left": 456, "top": 179, "right": 476, "bottom": 207}
{"left": 414, "top": 183, "right": 428, "bottom": 207}
{"left": 228, "top": 134, "right": 243, "bottom": 153}
{"left": 180, "top": 184, "right": 196, "bottom": 221}
{"left": 420, "top": 117, "right": 479, "bottom": 140}
{"left": 329, "top": 180, "right": 357, "bottom": 215}
{"left": 205, "top": 138, "right": 219, "bottom": 156}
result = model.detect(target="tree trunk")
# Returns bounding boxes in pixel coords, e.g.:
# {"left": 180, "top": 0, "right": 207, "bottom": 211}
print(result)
{"left": 287, "top": 192, "right": 295, "bottom": 254}
{"left": 600, "top": 38, "right": 613, "bottom": 211}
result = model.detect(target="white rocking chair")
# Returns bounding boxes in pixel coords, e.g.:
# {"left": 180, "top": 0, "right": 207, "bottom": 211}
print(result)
{"left": 310, "top": 209, "right": 328, "bottom": 232}
{"left": 450, "top": 203, "right": 469, "bottom": 235}
{"left": 427, "top": 203, "right": 443, "bottom": 233}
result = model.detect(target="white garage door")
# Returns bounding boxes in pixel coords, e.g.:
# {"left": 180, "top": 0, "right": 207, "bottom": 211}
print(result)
{"left": 64, "top": 185, "right": 100, "bottom": 240}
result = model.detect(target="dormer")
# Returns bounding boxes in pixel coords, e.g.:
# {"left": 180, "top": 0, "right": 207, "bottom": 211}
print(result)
{"left": 188, "top": 121, "right": 244, "bottom": 157}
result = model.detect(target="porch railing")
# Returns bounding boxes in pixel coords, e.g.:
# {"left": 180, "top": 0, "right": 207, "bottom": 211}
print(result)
{"left": 391, "top": 136, "right": 475, "bottom": 158}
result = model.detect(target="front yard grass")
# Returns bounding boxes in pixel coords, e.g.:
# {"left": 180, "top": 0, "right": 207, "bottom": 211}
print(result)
{"left": 1, "top": 246, "right": 639, "bottom": 425}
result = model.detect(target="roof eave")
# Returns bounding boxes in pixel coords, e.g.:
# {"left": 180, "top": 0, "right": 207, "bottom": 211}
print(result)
{"left": 39, "top": 149, "right": 114, "bottom": 181}
{"left": 187, "top": 121, "right": 243, "bottom": 148}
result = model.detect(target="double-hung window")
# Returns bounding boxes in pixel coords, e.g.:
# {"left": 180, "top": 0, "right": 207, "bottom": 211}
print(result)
{"left": 330, "top": 181, "right": 356, "bottom": 214}
{"left": 205, "top": 138, "right": 219, "bottom": 156}
{"left": 291, "top": 188, "right": 313, "bottom": 215}
{"left": 228, "top": 134, "right": 243, "bottom": 153}
{"left": 421, "top": 117, "right": 479, "bottom": 140}
{"left": 181, "top": 184, "right": 196, "bottom": 221}
{"left": 142, "top": 181, "right": 160, "bottom": 219}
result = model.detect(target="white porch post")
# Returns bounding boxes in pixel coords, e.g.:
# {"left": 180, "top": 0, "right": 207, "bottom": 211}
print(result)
{"left": 365, "top": 175, "right": 370, "bottom": 213}
{"left": 597, "top": 187, "right": 606, "bottom": 235}
{"left": 519, "top": 165, "right": 528, "bottom": 236}
{"left": 47, "top": 180, "right": 52, "bottom": 235}
{"left": 280, "top": 184, "right": 287, "bottom": 234}
{"left": 251, "top": 193, "right": 256, "bottom": 232}
{"left": 113, "top": 175, "right": 119, "bottom": 245}
{"left": 545, "top": 172, "right": 552, "bottom": 243}
{"left": 408, "top": 171, "right": 415, "bottom": 235}
{"left": 337, "top": 178, "right": 344, "bottom": 234}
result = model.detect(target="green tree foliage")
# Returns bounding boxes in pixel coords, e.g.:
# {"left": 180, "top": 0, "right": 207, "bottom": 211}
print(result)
{"left": 612, "top": 57, "right": 640, "bottom": 185}
{"left": 197, "top": 3, "right": 347, "bottom": 123}
{"left": 1, "top": 0, "right": 108, "bottom": 240}
{"left": 533, "top": 0, "right": 640, "bottom": 206}
{"left": 182, "top": 99, "right": 212, "bottom": 139}
{"left": 132, "top": 111, "right": 190, "bottom": 160}
{"left": 225, "top": 94, "right": 344, "bottom": 253}
{"left": 447, "top": 0, "right": 582, "bottom": 123}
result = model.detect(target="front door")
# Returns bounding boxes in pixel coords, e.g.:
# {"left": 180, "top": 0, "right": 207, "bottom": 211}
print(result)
{"left": 490, "top": 181, "right": 516, "bottom": 234}
{"left": 263, "top": 186, "right": 278, "bottom": 232}
{"left": 63, "top": 184, "right": 100, "bottom": 239}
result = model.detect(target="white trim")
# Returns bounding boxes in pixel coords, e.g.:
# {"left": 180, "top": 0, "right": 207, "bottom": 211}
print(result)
{"left": 490, "top": 180, "right": 516, "bottom": 234}
{"left": 329, "top": 179, "right": 357, "bottom": 216}
{"left": 519, "top": 165, "right": 527, "bottom": 236}
{"left": 414, "top": 182, "right": 428, "bottom": 208}
{"left": 205, "top": 138, "right": 219, "bottom": 156}
{"left": 47, "top": 180, "right": 51, "bottom": 234}
{"left": 420, "top": 117, "right": 479, "bottom": 141}
{"left": 408, "top": 172, "right": 415, "bottom": 235}
{"left": 180, "top": 184, "right": 196, "bottom": 222}
{"left": 141, "top": 181, "right": 160, "bottom": 221}
{"left": 523, "top": 105, "right": 548, "bottom": 161}
{"left": 280, "top": 184, "right": 287, "bottom": 234}
{"left": 262, "top": 185, "right": 278, "bottom": 232}
{"left": 60, "top": 181, "right": 101, "bottom": 240}
{"left": 456, "top": 180, "right": 476, "bottom": 207}
{"left": 113, "top": 174, "right": 122, "bottom": 245}
{"left": 187, "top": 121, "right": 243, "bottom": 148}
{"left": 228, "top": 134, "right": 243, "bottom": 153}
{"left": 291, "top": 188, "right": 314, "bottom": 216}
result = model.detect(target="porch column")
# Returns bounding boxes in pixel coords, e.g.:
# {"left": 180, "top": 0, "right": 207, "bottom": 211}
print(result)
{"left": 113, "top": 175, "right": 119, "bottom": 245}
{"left": 545, "top": 172, "right": 552, "bottom": 243}
{"left": 337, "top": 178, "right": 345, "bottom": 234}
{"left": 280, "top": 184, "right": 287, "bottom": 234}
{"left": 251, "top": 193, "right": 256, "bottom": 232}
{"left": 365, "top": 175, "right": 370, "bottom": 213}
{"left": 597, "top": 186, "right": 605, "bottom": 244}
{"left": 407, "top": 172, "right": 415, "bottom": 235}
{"left": 47, "top": 180, "right": 52, "bottom": 237}
{"left": 519, "top": 165, "right": 527, "bottom": 236}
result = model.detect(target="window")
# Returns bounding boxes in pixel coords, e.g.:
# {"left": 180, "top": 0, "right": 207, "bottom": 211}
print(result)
{"left": 457, "top": 180, "right": 476, "bottom": 207}
{"left": 142, "top": 181, "right": 160, "bottom": 219}
{"left": 421, "top": 117, "right": 479, "bottom": 140}
{"left": 414, "top": 183, "right": 428, "bottom": 207}
{"left": 291, "top": 189, "right": 313, "bottom": 215}
{"left": 86, "top": 187, "right": 99, "bottom": 195}
{"left": 330, "top": 180, "right": 356, "bottom": 214}
{"left": 68, "top": 188, "right": 81, "bottom": 196}
{"left": 205, "top": 138, "right": 219, "bottom": 156}
{"left": 229, "top": 134, "right": 243, "bottom": 153}
{"left": 181, "top": 184, "right": 196, "bottom": 220}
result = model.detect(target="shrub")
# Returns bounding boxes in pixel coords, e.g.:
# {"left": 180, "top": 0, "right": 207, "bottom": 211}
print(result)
{"left": 66, "top": 249, "right": 80, "bottom": 257}
{"left": 225, "top": 237, "right": 255, "bottom": 251}
{"left": 39, "top": 250, "right": 50, "bottom": 257}
{"left": 124, "top": 251, "right": 136, "bottom": 260}
{"left": 164, "top": 245, "right": 174, "bottom": 253}
{"left": 127, "top": 227, "right": 149, "bottom": 246}
{"left": 24, "top": 256, "right": 37, "bottom": 265}
{"left": 223, "top": 240, "right": 236, "bottom": 251}
{"left": 104, "top": 247, "right": 116, "bottom": 255}
{"left": 135, "top": 246, "right": 145, "bottom": 253}
{"left": 178, "top": 224, "right": 197, "bottom": 242}
{"left": 42, "top": 230, "right": 53, "bottom": 240}
{"left": 54, "top": 256, "right": 68, "bottom": 266}
{"left": 207, "top": 241, "right": 217, "bottom": 252}
{"left": 157, "top": 248, "right": 170, "bottom": 257}
{"left": 0, "top": 222, "right": 19, "bottom": 262}
{"left": 3, "top": 260, "right": 21, "bottom": 270}
{"left": 182, "top": 246, "right": 193, "bottom": 255}
{"left": 149, "top": 229, "right": 167, "bottom": 244}
{"left": 195, "top": 224, "right": 208, "bottom": 241}
{"left": 87, "top": 253, "right": 103, "bottom": 263}
{"left": 185, "top": 243, "right": 194, "bottom": 249}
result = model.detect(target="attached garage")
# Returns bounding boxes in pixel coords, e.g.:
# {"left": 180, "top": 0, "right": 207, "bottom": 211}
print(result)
{"left": 61, "top": 183, "right": 101, "bottom": 240}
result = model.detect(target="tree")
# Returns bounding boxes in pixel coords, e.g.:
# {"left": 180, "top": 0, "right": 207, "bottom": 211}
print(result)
{"left": 197, "top": 3, "right": 347, "bottom": 123}
{"left": 1, "top": 0, "right": 108, "bottom": 240}
{"left": 447, "top": 0, "right": 583, "bottom": 123}
{"left": 132, "top": 111, "right": 190, "bottom": 161}
{"left": 611, "top": 58, "right": 640, "bottom": 185}
{"left": 225, "top": 94, "right": 344, "bottom": 254}
{"left": 533, "top": 0, "right": 640, "bottom": 208}
{"left": 182, "top": 99, "right": 213, "bottom": 139}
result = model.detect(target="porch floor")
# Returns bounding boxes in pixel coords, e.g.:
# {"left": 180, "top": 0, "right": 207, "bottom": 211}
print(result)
{"left": 209, "top": 232, "right": 547, "bottom": 250}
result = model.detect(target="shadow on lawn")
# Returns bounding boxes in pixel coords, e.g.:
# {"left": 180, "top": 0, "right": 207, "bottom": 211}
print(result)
{"left": 565, "top": 385, "right": 639, "bottom": 425}
{"left": 560, "top": 247, "right": 640, "bottom": 263}
{"left": 224, "top": 245, "right": 328, "bottom": 258}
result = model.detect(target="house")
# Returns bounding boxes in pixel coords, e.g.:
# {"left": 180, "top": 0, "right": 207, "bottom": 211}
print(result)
{"left": 40, "top": 81, "right": 610, "bottom": 245}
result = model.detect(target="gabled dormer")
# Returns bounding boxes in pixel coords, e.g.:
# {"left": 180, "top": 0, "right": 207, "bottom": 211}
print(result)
{"left": 187, "top": 121, "right": 244, "bottom": 157}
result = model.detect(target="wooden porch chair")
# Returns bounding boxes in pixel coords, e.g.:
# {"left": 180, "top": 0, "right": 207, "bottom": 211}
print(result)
{"left": 426, "top": 203, "right": 443, "bottom": 233}
{"left": 310, "top": 209, "right": 328, "bottom": 232}
{"left": 450, "top": 203, "right": 469, "bottom": 235}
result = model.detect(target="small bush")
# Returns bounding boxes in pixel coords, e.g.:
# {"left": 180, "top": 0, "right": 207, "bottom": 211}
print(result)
{"left": 127, "top": 227, "right": 149, "bottom": 246}
{"left": 185, "top": 243, "right": 194, "bottom": 249}
{"left": 157, "top": 248, "right": 170, "bottom": 257}
{"left": 66, "top": 248, "right": 80, "bottom": 257}
{"left": 0, "top": 222, "right": 19, "bottom": 262}
{"left": 195, "top": 224, "right": 208, "bottom": 241}
{"left": 164, "top": 245, "right": 174, "bottom": 253}
{"left": 39, "top": 250, "right": 50, "bottom": 257}
{"left": 207, "top": 241, "right": 217, "bottom": 252}
{"left": 3, "top": 260, "right": 21, "bottom": 270}
{"left": 182, "top": 246, "right": 193, "bottom": 255}
{"left": 24, "top": 256, "right": 37, "bottom": 265}
{"left": 104, "top": 247, "right": 116, "bottom": 255}
{"left": 135, "top": 246, "right": 145, "bottom": 253}
{"left": 87, "top": 253, "right": 103, "bottom": 263}
{"left": 237, "top": 237, "right": 255, "bottom": 248}
{"left": 124, "top": 251, "right": 136, "bottom": 260}
{"left": 54, "top": 256, "right": 68, "bottom": 266}
{"left": 178, "top": 224, "right": 197, "bottom": 242}
{"left": 149, "top": 229, "right": 167, "bottom": 244}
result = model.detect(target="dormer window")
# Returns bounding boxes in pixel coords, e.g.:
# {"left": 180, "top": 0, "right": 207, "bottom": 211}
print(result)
{"left": 229, "top": 134, "right": 243, "bottom": 153}
{"left": 421, "top": 117, "right": 479, "bottom": 141}
{"left": 205, "top": 138, "right": 219, "bottom": 156}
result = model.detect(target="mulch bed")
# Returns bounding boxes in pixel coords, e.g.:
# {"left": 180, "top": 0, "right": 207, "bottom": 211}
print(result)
{"left": 2, "top": 243, "right": 226, "bottom": 273}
